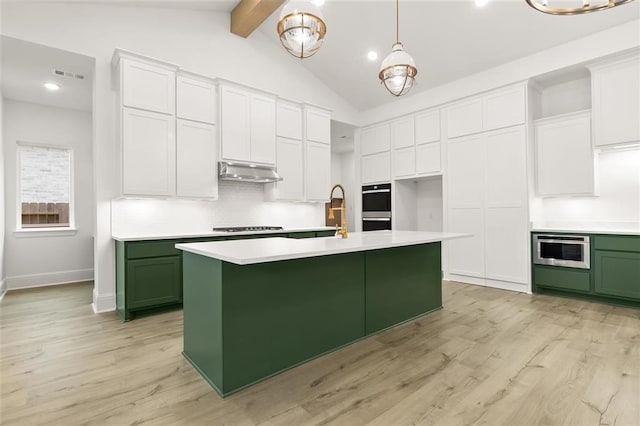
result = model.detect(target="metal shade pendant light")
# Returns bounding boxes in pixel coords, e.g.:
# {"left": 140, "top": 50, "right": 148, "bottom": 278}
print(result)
{"left": 378, "top": 0, "right": 417, "bottom": 97}
{"left": 525, "top": 0, "right": 636, "bottom": 15}
{"left": 277, "top": 1, "right": 327, "bottom": 59}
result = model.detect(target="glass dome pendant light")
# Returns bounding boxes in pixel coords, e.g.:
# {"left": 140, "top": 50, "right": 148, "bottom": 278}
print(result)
{"left": 525, "top": 0, "right": 636, "bottom": 15}
{"left": 277, "top": 1, "right": 327, "bottom": 59}
{"left": 378, "top": 0, "right": 418, "bottom": 97}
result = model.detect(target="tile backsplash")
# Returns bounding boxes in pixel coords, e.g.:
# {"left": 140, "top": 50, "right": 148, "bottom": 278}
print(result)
{"left": 112, "top": 181, "right": 325, "bottom": 236}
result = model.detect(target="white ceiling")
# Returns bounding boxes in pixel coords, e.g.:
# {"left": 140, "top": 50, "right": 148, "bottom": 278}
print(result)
{"left": 1, "top": 36, "right": 95, "bottom": 111}
{"left": 259, "top": 0, "right": 640, "bottom": 111}
{"left": 1, "top": 0, "right": 238, "bottom": 12}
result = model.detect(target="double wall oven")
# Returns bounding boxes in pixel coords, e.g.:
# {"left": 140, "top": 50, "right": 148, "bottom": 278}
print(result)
{"left": 362, "top": 183, "right": 392, "bottom": 231}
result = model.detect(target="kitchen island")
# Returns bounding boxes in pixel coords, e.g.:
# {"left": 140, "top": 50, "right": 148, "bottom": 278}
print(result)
{"left": 176, "top": 230, "right": 468, "bottom": 397}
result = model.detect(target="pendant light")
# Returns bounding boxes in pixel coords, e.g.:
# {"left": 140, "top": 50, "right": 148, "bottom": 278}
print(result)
{"left": 277, "top": 1, "right": 327, "bottom": 59}
{"left": 378, "top": 0, "right": 418, "bottom": 97}
{"left": 525, "top": 0, "right": 636, "bottom": 15}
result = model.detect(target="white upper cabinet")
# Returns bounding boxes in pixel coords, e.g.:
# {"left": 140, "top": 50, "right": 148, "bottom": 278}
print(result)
{"left": 270, "top": 137, "right": 304, "bottom": 201}
{"left": 305, "top": 107, "right": 331, "bottom": 144}
{"left": 416, "top": 142, "right": 441, "bottom": 176}
{"left": 305, "top": 141, "right": 331, "bottom": 202}
{"left": 176, "top": 74, "right": 217, "bottom": 124}
{"left": 220, "top": 85, "right": 251, "bottom": 162}
{"left": 362, "top": 151, "right": 391, "bottom": 184}
{"left": 250, "top": 93, "right": 277, "bottom": 165}
{"left": 483, "top": 85, "right": 526, "bottom": 131}
{"left": 277, "top": 101, "right": 302, "bottom": 140}
{"left": 393, "top": 117, "right": 415, "bottom": 149}
{"left": 176, "top": 119, "right": 218, "bottom": 199}
{"left": 220, "top": 83, "right": 276, "bottom": 165}
{"left": 447, "top": 98, "right": 483, "bottom": 138}
{"left": 361, "top": 123, "right": 391, "bottom": 155}
{"left": 415, "top": 110, "right": 440, "bottom": 144}
{"left": 394, "top": 147, "right": 416, "bottom": 178}
{"left": 122, "top": 107, "right": 176, "bottom": 196}
{"left": 590, "top": 53, "right": 640, "bottom": 147}
{"left": 535, "top": 110, "right": 595, "bottom": 197}
{"left": 121, "top": 58, "right": 176, "bottom": 115}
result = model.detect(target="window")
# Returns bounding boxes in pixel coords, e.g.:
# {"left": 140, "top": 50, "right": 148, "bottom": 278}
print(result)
{"left": 18, "top": 144, "right": 73, "bottom": 229}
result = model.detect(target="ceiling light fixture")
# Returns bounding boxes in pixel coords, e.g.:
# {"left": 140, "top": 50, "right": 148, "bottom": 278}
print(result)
{"left": 44, "top": 82, "right": 60, "bottom": 91}
{"left": 277, "top": 0, "right": 327, "bottom": 59}
{"left": 367, "top": 51, "right": 378, "bottom": 61}
{"left": 525, "top": 0, "right": 635, "bottom": 15}
{"left": 378, "top": 0, "right": 417, "bottom": 97}
{"left": 475, "top": 0, "right": 489, "bottom": 6}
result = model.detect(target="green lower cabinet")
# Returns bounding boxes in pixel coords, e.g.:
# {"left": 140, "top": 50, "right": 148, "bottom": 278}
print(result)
{"left": 316, "top": 230, "right": 336, "bottom": 237}
{"left": 594, "top": 250, "right": 640, "bottom": 300}
{"left": 126, "top": 256, "right": 182, "bottom": 309}
{"left": 286, "top": 231, "right": 318, "bottom": 239}
{"left": 533, "top": 265, "right": 590, "bottom": 293}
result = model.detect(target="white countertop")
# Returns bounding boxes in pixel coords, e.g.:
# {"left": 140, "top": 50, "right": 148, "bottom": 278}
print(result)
{"left": 176, "top": 230, "right": 470, "bottom": 265}
{"left": 531, "top": 222, "right": 640, "bottom": 236}
{"left": 112, "top": 226, "right": 336, "bottom": 241}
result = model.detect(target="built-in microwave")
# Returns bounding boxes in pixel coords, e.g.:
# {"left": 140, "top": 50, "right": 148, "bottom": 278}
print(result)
{"left": 362, "top": 183, "right": 392, "bottom": 231}
{"left": 533, "top": 234, "right": 590, "bottom": 269}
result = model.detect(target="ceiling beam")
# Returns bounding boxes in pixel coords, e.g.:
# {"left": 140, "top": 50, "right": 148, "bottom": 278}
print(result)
{"left": 231, "top": 0, "right": 286, "bottom": 38}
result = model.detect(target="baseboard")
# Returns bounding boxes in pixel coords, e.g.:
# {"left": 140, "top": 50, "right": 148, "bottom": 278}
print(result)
{"left": 5, "top": 269, "right": 94, "bottom": 290}
{"left": 92, "top": 288, "right": 116, "bottom": 313}
{"left": 0, "top": 279, "right": 6, "bottom": 302}
{"left": 445, "top": 273, "right": 530, "bottom": 294}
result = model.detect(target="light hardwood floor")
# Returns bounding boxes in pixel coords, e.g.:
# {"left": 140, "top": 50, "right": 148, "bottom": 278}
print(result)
{"left": 1, "top": 281, "right": 639, "bottom": 426}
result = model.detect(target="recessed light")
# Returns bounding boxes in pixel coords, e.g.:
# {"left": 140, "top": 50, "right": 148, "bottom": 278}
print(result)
{"left": 367, "top": 51, "right": 378, "bottom": 61}
{"left": 311, "top": 0, "right": 325, "bottom": 6}
{"left": 44, "top": 82, "right": 60, "bottom": 91}
{"left": 475, "top": 0, "right": 489, "bottom": 6}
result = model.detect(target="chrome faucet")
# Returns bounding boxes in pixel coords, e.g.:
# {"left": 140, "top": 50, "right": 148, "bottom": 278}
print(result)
{"left": 327, "top": 184, "right": 348, "bottom": 239}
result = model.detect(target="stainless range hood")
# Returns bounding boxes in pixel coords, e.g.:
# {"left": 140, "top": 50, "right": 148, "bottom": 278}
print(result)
{"left": 218, "top": 161, "right": 283, "bottom": 183}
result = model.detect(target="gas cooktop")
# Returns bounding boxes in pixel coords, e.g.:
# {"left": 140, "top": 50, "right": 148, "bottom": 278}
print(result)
{"left": 211, "top": 226, "right": 284, "bottom": 233}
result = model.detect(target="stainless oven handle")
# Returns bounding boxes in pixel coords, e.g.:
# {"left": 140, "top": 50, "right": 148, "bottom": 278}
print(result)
{"left": 362, "top": 189, "right": 391, "bottom": 194}
{"left": 537, "top": 239, "right": 589, "bottom": 245}
{"left": 363, "top": 218, "right": 391, "bottom": 221}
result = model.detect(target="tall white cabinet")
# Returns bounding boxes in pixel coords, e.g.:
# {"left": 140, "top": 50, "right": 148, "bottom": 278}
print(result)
{"left": 445, "top": 84, "right": 529, "bottom": 291}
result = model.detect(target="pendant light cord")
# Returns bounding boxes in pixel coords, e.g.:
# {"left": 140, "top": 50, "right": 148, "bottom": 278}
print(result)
{"left": 396, "top": 0, "right": 399, "bottom": 43}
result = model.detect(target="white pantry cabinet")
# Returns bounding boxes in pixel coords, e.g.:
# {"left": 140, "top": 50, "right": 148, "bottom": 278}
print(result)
{"left": 447, "top": 98, "right": 483, "bottom": 138}
{"left": 361, "top": 123, "right": 391, "bottom": 156}
{"left": 122, "top": 107, "right": 176, "bottom": 196}
{"left": 590, "top": 52, "right": 640, "bottom": 147}
{"left": 176, "top": 74, "right": 217, "bottom": 125}
{"left": 120, "top": 58, "right": 176, "bottom": 115}
{"left": 176, "top": 119, "right": 218, "bottom": 198}
{"left": 305, "top": 141, "right": 331, "bottom": 202}
{"left": 220, "top": 83, "right": 276, "bottom": 165}
{"left": 535, "top": 110, "right": 594, "bottom": 197}
{"left": 362, "top": 152, "right": 391, "bottom": 184}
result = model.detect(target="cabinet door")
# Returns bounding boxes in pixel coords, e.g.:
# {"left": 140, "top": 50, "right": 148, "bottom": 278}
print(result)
{"left": 122, "top": 59, "right": 175, "bottom": 115}
{"left": 250, "top": 94, "right": 277, "bottom": 165}
{"left": 305, "top": 141, "right": 331, "bottom": 201}
{"left": 176, "top": 119, "right": 218, "bottom": 198}
{"left": 305, "top": 108, "right": 331, "bottom": 144}
{"left": 394, "top": 146, "right": 415, "bottom": 178}
{"left": 535, "top": 112, "right": 594, "bottom": 196}
{"left": 594, "top": 250, "right": 640, "bottom": 300}
{"left": 127, "top": 256, "right": 182, "bottom": 309}
{"left": 592, "top": 57, "right": 640, "bottom": 147}
{"left": 220, "top": 85, "right": 251, "bottom": 162}
{"left": 361, "top": 152, "right": 391, "bottom": 184}
{"left": 361, "top": 124, "right": 391, "bottom": 155}
{"left": 483, "top": 85, "right": 525, "bottom": 132}
{"left": 176, "top": 76, "right": 217, "bottom": 124}
{"left": 416, "top": 142, "right": 441, "bottom": 175}
{"left": 485, "top": 206, "right": 527, "bottom": 283}
{"left": 447, "top": 98, "right": 483, "bottom": 138}
{"left": 447, "top": 207, "right": 485, "bottom": 278}
{"left": 122, "top": 107, "right": 175, "bottom": 196}
{"left": 415, "top": 110, "right": 440, "bottom": 144}
{"left": 277, "top": 101, "right": 302, "bottom": 139}
{"left": 393, "top": 117, "right": 415, "bottom": 149}
{"left": 447, "top": 134, "right": 484, "bottom": 206}
{"left": 274, "top": 137, "right": 304, "bottom": 201}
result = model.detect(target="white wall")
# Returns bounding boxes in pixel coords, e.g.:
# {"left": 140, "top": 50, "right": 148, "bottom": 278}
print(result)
{"left": 0, "top": 2, "right": 361, "bottom": 312}
{"left": 3, "top": 100, "right": 93, "bottom": 289}
{"left": 533, "top": 148, "right": 640, "bottom": 225}
{"left": 0, "top": 95, "right": 5, "bottom": 299}
{"left": 112, "top": 181, "right": 324, "bottom": 236}
{"left": 331, "top": 152, "right": 343, "bottom": 188}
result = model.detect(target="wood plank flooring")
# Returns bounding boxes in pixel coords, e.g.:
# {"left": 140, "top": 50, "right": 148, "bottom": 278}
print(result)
{"left": 1, "top": 281, "right": 639, "bottom": 425}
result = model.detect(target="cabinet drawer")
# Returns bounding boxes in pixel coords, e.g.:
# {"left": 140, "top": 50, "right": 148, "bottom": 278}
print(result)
{"left": 126, "top": 256, "right": 182, "bottom": 309}
{"left": 533, "top": 266, "right": 590, "bottom": 292}
{"left": 127, "top": 240, "right": 181, "bottom": 259}
{"left": 288, "top": 232, "right": 317, "bottom": 239}
{"left": 594, "top": 250, "right": 640, "bottom": 300}
{"left": 593, "top": 235, "right": 640, "bottom": 252}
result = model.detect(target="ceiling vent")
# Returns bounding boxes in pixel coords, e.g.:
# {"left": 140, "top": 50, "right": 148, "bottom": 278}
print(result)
{"left": 52, "top": 68, "right": 86, "bottom": 81}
